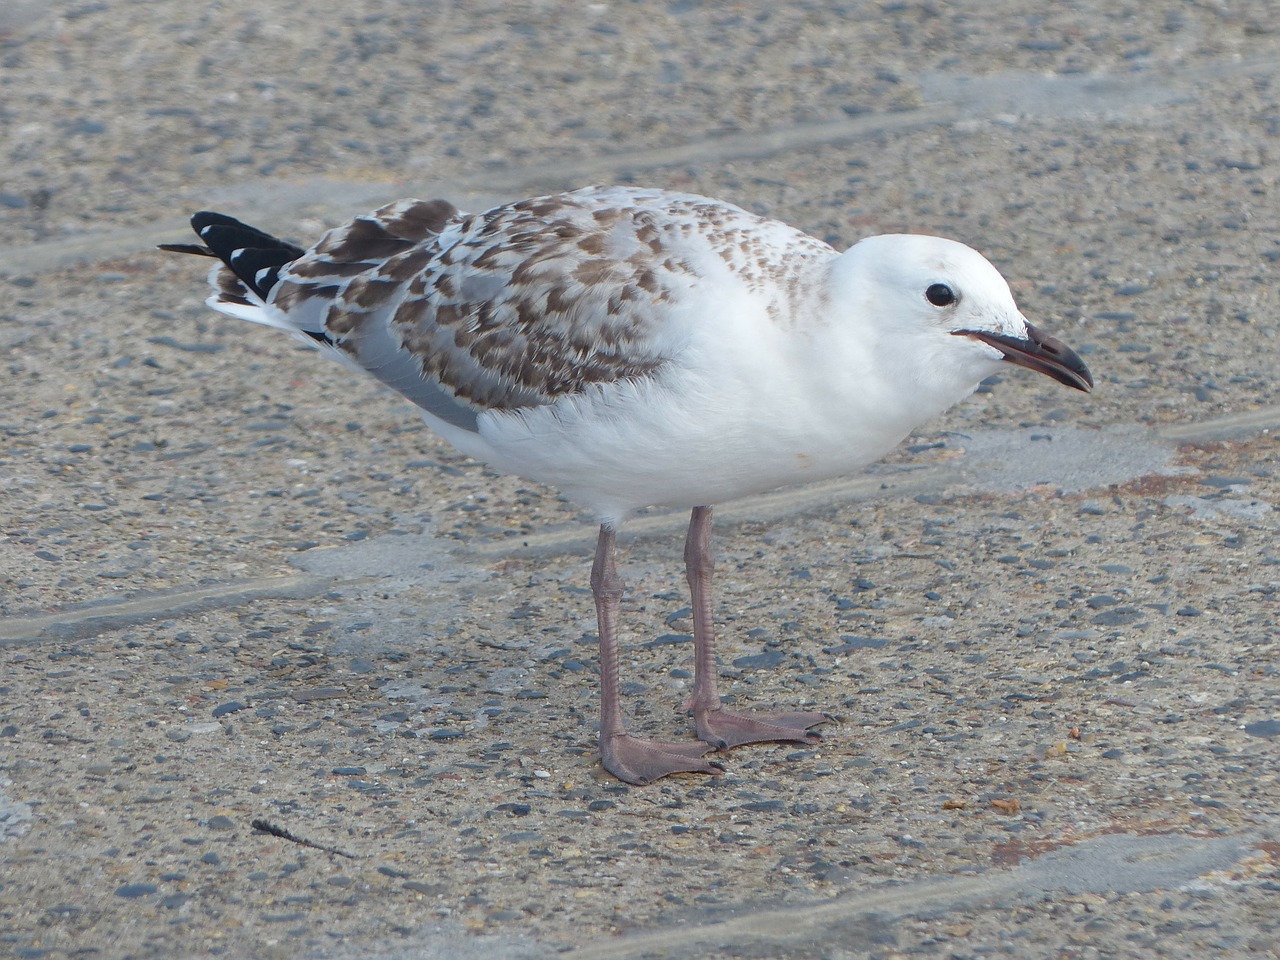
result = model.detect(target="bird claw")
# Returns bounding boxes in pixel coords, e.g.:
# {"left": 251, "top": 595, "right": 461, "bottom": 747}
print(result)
{"left": 693, "top": 708, "right": 833, "bottom": 751}
{"left": 600, "top": 733, "right": 724, "bottom": 785}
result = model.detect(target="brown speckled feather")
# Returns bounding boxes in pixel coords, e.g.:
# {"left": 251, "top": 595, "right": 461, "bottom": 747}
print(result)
{"left": 258, "top": 187, "right": 834, "bottom": 430}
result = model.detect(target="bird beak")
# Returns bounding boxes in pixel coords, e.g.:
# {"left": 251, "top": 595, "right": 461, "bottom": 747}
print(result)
{"left": 953, "top": 322, "right": 1093, "bottom": 393}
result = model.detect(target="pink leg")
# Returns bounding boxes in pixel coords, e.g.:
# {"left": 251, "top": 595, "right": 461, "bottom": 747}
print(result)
{"left": 592, "top": 524, "right": 721, "bottom": 785}
{"left": 682, "top": 506, "right": 832, "bottom": 749}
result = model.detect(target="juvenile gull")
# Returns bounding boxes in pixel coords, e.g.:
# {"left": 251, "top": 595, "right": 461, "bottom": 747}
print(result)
{"left": 162, "top": 185, "right": 1092, "bottom": 784}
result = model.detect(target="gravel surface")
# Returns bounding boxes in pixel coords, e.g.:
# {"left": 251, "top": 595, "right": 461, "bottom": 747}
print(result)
{"left": 2, "top": 2, "right": 1279, "bottom": 958}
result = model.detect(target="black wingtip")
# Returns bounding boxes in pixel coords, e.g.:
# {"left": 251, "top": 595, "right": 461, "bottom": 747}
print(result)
{"left": 191, "top": 210, "right": 244, "bottom": 233}
{"left": 178, "top": 211, "right": 306, "bottom": 299}
{"left": 191, "top": 212, "right": 303, "bottom": 259}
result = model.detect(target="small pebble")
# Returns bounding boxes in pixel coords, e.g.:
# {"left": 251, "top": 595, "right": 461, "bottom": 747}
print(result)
{"left": 1243, "top": 719, "right": 1280, "bottom": 738}
{"left": 114, "top": 883, "right": 157, "bottom": 899}
{"left": 737, "top": 800, "right": 785, "bottom": 813}
{"left": 67, "top": 118, "right": 106, "bottom": 134}
{"left": 1201, "top": 475, "right": 1251, "bottom": 488}
{"left": 1091, "top": 608, "right": 1141, "bottom": 626}
{"left": 823, "top": 636, "right": 888, "bottom": 653}
{"left": 732, "top": 649, "right": 786, "bottom": 669}
{"left": 404, "top": 880, "right": 444, "bottom": 895}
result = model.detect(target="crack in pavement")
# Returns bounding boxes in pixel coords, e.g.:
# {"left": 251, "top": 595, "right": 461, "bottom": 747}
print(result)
{"left": 553, "top": 833, "right": 1254, "bottom": 960}
{"left": 3, "top": 407, "right": 1276, "bottom": 646}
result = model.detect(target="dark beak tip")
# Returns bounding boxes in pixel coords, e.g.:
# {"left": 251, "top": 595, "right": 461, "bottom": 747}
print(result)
{"left": 955, "top": 326, "right": 1093, "bottom": 394}
{"left": 1045, "top": 353, "right": 1093, "bottom": 394}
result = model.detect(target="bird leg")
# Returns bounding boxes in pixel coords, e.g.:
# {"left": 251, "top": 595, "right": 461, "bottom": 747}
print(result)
{"left": 681, "top": 506, "right": 832, "bottom": 749}
{"left": 592, "top": 523, "right": 721, "bottom": 785}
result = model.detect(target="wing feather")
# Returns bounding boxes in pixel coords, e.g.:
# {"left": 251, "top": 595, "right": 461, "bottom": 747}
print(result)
{"left": 272, "top": 188, "right": 713, "bottom": 421}
{"left": 173, "top": 187, "right": 836, "bottom": 434}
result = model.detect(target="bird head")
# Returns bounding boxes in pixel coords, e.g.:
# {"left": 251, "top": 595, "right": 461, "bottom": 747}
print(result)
{"left": 838, "top": 234, "right": 1093, "bottom": 395}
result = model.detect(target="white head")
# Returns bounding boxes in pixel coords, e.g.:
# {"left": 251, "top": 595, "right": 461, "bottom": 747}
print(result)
{"left": 833, "top": 234, "right": 1092, "bottom": 397}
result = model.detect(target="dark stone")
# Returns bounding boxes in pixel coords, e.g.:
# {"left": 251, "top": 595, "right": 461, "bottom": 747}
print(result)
{"left": 1091, "top": 607, "right": 1141, "bottom": 626}
{"left": 114, "top": 883, "right": 157, "bottom": 898}
{"left": 66, "top": 118, "right": 107, "bottom": 135}
{"left": 885, "top": 718, "right": 922, "bottom": 732}
{"left": 736, "top": 800, "right": 785, "bottom": 813}
{"left": 732, "top": 649, "right": 786, "bottom": 669}
{"left": 823, "top": 636, "right": 889, "bottom": 653}
{"left": 641, "top": 633, "right": 691, "bottom": 648}
{"left": 1201, "top": 476, "right": 1251, "bottom": 488}
{"left": 1244, "top": 719, "right": 1280, "bottom": 738}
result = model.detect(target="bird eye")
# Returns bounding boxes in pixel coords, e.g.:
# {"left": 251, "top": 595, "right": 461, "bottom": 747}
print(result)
{"left": 925, "top": 283, "right": 956, "bottom": 307}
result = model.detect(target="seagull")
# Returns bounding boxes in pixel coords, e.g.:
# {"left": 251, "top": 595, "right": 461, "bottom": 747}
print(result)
{"left": 161, "top": 185, "right": 1092, "bottom": 784}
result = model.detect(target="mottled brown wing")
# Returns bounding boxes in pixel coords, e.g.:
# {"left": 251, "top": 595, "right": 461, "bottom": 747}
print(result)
{"left": 267, "top": 190, "right": 704, "bottom": 431}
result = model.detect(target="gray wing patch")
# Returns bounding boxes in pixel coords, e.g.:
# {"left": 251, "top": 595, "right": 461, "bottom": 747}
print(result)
{"left": 331, "top": 303, "right": 481, "bottom": 431}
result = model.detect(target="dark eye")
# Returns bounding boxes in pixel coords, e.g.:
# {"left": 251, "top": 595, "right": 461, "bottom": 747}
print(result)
{"left": 925, "top": 283, "right": 956, "bottom": 307}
